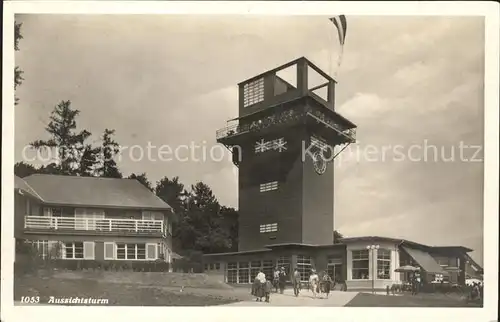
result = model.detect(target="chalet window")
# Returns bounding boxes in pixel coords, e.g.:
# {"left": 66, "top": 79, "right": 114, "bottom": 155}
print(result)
{"left": 142, "top": 211, "right": 164, "bottom": 221}
{"left": 115, "top": 243, "right": 149, "bottom": 260}
{"left": 63, "top": 242, "right": 84, "bottom": 259}
{"left": 29, "top": 240, "right": 50, "bottom": 259}
{"left": 260, "top": 223, "right": 278, "bottom": 233}
{"left": 44, "top": 207, "right": 63, "bottom": 217}
{"left": 243, "top": 78, "right": 264, "bottom": 107}
{"left": 260, "top": 181, "right": 278, "bottom": 192}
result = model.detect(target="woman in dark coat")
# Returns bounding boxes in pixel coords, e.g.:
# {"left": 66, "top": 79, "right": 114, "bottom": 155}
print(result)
{"left": 278, "top": 267, "right": 287, "bottom": 294}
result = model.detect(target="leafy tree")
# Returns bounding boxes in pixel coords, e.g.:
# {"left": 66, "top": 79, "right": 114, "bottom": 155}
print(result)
{"left": 220, "top": 206, "right": 239, "bottom": 251}
{"left": 96, "top": 129, "right": 122, "bottom": 178}
{"left": 37, "top": 163, "right": 62, "bottom": 175}
{"left": 128, "top": 173, "right": 153, "bottom": 191}
{"left": 15, "top": 21, "right": 24, "bottom": 106}
{"left": 185, "top": 182, "right": 232, "bottom": 253}
{"left": 30, "top": 100, "right": 92, "bottom": 175}
{"left": 155, "top": 176, "right": 187, "bottom": 214}
{"left": 14, "top": 162, "right": 38, "bottom": 178}
{"left": 333, "top": 230, "right": 344, "bottom": 244}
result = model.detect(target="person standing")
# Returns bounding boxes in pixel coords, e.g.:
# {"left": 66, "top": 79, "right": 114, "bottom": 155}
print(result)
{"left": 292, "top": 268, "right": 301, "bottom": 297}
{"left": 273, "top": 268, "right": 280, "bottom": 293}
{"left": 264, "top": 277, "right": 273, "bottom": 303}
{"left": 278, "top": 267, "right": 287, "bottom": 294}
{"left": 321, "top": 271, "right": 333, "bottom": 298}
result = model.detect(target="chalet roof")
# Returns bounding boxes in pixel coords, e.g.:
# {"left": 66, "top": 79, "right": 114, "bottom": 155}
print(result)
{"left": 15, "top": 175, "right": 44, "bottom": 201}
{"left": 22, "top": 174, "right": 172, "bottom": 211}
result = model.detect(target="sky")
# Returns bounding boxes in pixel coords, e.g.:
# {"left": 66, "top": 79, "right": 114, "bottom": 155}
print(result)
{"left": 14, "top": 15, "right": 485, "bottom": 264}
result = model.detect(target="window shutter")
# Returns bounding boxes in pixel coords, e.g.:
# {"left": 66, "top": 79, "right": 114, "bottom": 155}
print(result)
{"left": 83, "top": 242, "right": 95, "bottom": 260}
{"left": 61, "top": 242, "right": 67, "bottom": 259}
{"left": 146, "top": 243, "right": 157, "bottom": 260}
{"left": 104, "top": 242, "right": 115, "bottom": 260}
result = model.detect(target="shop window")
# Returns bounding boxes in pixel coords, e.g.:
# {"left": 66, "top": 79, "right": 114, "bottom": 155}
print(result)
{"left": 327, "top": 255, "right": 343, "bottom": 282}
{"left": 227, "top": 262, "right": 237, "bottom": 283}
{"left": 377, "top": 249, "right": 391, "bottom": 279}
{"left": 351, "top": 250, "right": 369, "bottom": 280}
{"left": 238, "top": 261, "right": 250, "bottom": 284}
{"left": 297, "top": 255, "right": 312, "bottom": 282}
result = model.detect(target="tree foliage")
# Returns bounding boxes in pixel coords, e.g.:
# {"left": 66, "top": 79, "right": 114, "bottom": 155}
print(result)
{"left": 96, "top": 129, "right": 122, "bottom": 178}
{"left": 15, "top": 21, "right": 24, "bottom": 105}
{"left": 30, "top": 100, "right": 91, "bottom": 175}
{"left": 128, "top": 173, "right": 153, "bottom": 191}
{"left": 333, "top": 230, "right": 344, "bottom": 244}
{"left": 155, "top": 176, "right": 187, "bottom": 214}
{"left": 17, "top": 96, "right": 239, "bottom": 255}
{"left": 14, "top": 162, "right": 38, "bottom": 178}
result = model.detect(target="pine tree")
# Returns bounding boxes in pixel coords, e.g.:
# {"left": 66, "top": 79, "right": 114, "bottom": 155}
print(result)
{"left": 14, "top": 162, "right": 37, "bottom": 178}
{"left": 30, "top": 100, "right": 92, "bottom": 175}
{"left": 78, "top": 144, "right": 100, "bottom": 176}
{"left": 96, "top": 129, "right": 122, "bottom": 178}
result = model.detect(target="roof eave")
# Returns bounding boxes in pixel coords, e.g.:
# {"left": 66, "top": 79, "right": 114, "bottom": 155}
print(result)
{"left": 34, "top": 202, "right": 173, "bottom": 212}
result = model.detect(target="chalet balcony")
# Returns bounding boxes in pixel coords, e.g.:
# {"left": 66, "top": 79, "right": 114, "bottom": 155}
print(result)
{"left": 24, "top": 215, "right": 164, "bottom": 236}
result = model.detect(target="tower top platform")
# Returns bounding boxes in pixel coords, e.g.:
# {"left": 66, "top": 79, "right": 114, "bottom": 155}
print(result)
{"left": 236, "top": 57, "right": 338, "bottom": 119}
{"left": 216, "top": 57, "right": 357, "bottom": 146}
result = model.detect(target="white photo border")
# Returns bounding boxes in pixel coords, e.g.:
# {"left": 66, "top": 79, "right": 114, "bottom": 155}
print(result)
{"left": 2, "top": 1, "right": 498, "bottom": 322}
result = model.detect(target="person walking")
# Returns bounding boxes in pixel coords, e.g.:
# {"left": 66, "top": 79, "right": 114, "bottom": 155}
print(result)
{"left": 251, "top": 270, "right": 267, "bottom": 301}
{"left": 309, "top": 269, "right": 320, "bottom": 298}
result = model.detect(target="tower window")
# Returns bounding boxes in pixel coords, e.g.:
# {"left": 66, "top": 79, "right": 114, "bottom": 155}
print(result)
{"left": 243, "top": 78, "right": 265, "bottom": 107}
{"left": 260, "top": 223, "right": 278, "bottom": 233}
{"left": 260, "top": 181, "right": 278, "bottom": 192}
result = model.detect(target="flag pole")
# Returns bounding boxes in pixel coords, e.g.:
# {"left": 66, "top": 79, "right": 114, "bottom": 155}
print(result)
{"left": 334, "top": 44, "right": 344, "bottom": 79}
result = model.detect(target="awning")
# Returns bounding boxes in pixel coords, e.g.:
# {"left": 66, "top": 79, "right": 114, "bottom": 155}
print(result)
{"left": 402, "top": 246, "right": 446, "bottom": 275}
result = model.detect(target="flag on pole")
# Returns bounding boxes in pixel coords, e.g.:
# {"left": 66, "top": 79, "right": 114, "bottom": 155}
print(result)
{"left": 329, "top": 15, "right": 347, "bottom": 77}
{"left": 329, "top": 15, "right": 347, "bottom": 46}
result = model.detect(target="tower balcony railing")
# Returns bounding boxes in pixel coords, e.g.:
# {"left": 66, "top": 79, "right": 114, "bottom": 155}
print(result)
{"left": 24, "top": 215, "right": 164, "bottom": 235}
{"left": 305, "top": 110, "right": 357, "bottom": 143}
{"left": 217, "top": 106, "right": 356, "bottom": 143}
{"left": 216, "top": 109, "right": 307, "bottom": 141}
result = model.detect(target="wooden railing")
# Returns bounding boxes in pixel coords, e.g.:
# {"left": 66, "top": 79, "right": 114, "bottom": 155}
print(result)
{"left": 24, "top": 216, "right": 163, "bottom": 234}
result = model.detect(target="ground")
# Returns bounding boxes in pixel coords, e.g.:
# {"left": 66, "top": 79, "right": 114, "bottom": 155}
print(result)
{"left": 14, "top": 273, "right": 481, "bottom": 307}
{"left": 15, "top": 275, "right": 246, "bottom": 306}
{"left": 345, "top": 292, "right": 483, "bottom": 307}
